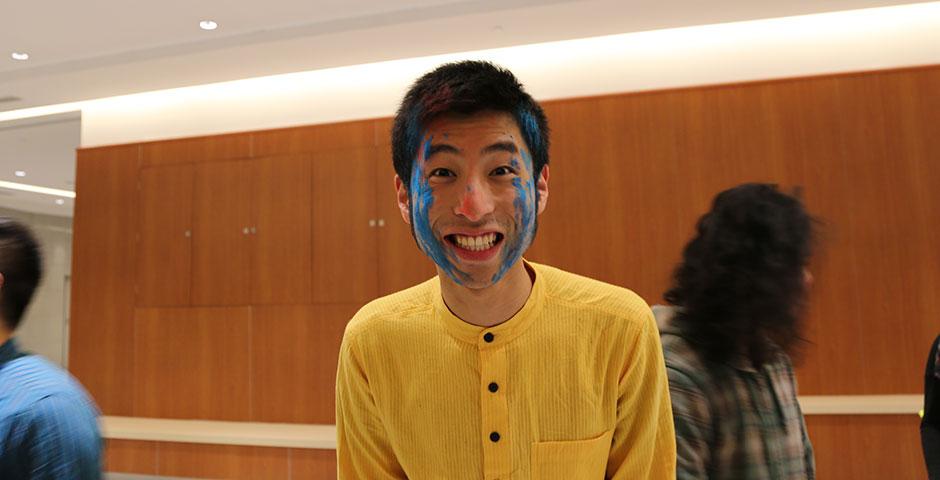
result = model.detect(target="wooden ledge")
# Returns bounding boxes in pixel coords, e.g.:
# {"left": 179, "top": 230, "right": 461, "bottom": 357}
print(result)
{"left": 101, "top": 416, "right": 336, "bottom": 449}
{"left": 798, "top": 394, "right": 922, "bottom": 415}
{"left": 100, "top": 395, "right": 923, "bottom": 449}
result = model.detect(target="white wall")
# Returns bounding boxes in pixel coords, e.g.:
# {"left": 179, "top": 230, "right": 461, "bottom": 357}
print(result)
{"left": 80, "top": 2, "right": 940, "bottom": 147}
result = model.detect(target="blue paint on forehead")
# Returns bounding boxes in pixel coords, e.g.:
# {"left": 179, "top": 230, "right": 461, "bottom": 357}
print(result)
{"left": 410, "top": 135, "right": 467, "bottom": 285}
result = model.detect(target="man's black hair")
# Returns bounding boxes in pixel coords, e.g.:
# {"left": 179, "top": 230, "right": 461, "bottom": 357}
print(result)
{"left": 391, "top": 60, "right": 550, "bottom": 188}
{"left": 0, "top": 217, "right": 43, "bottom": 330}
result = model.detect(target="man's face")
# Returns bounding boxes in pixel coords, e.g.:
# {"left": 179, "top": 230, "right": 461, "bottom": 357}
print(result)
{"left": 396, "top": 111, "right": 549, "bottom": 289}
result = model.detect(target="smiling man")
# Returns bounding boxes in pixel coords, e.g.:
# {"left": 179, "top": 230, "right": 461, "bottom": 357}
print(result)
{"left": 335, "top": 61, "right": 675, "bottom": 479}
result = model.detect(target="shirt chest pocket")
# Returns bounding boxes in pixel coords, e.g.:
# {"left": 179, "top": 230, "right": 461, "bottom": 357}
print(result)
{"left": 530, "top": 429, "right": 613, "bottom": 480}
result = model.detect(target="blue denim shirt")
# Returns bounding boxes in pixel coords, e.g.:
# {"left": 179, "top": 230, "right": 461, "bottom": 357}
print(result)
{"left": 0, "top": 338, "right": 102, "bottom": 479}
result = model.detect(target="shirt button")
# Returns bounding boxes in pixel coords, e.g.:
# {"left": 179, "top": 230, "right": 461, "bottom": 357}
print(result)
{"left": 490, "top": 431, "right": 501, "bottom": 442}
{"left": 488, "top": 382, "right": 499, "bottom": 393}
{"left": 483, "top": 332, "right": 495, "bottom": 343}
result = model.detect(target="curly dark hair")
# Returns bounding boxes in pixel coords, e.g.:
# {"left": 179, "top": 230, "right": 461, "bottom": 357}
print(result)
{"left": 0, "top": 217, "right": 43, "bottom": 331}
{"left": 391, "top": 60, "right": 550, "bottom": 191}
{"left": 664, "top": 183, "right": 817, "bottom": 366}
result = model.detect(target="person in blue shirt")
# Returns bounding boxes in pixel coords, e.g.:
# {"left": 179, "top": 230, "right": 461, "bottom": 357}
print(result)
{"left": 0, "top": 217, "right": 101, "bottom": 479}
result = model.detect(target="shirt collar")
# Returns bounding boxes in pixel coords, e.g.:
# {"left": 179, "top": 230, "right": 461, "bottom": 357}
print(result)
{"left": 433, "top": 259, "right": 545, "bottom": 346}
{"left": 0, "top": 337, "right": 26, "bottom": 368}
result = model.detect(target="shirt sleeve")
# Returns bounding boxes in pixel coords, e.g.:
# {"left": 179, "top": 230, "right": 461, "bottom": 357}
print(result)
{"left": 607, "top": 310, "right": 677, "bottom": 480}
{"left": 335, "top": 331, "right": 406, "bottom": 480}
{"left": 666, "top": 363, "right": 713, "bottom": 480}
{"left": 22, "top": 395, "right": 102, "bottom": 480}
{"left": 922, "top": 335, "right": 940, "bottom": 478}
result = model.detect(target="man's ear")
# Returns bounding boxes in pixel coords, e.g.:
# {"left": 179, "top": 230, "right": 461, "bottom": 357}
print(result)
{"left": 395, "top": 175, "right": 412, "bottom": 225}
{"left": 536, "top": 165, "right": 549, "bottom": 215}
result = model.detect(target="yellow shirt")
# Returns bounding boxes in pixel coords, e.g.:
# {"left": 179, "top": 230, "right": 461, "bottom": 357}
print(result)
{"left": 336, "top": 262, "right": 676, "bottom": 479}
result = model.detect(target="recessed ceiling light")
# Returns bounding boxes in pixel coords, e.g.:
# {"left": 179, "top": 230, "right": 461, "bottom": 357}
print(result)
{"left": 199, "top": 20, "right": 218, "bottom": 31}
{"left": 55, "top": 198, "right": 65, "bottom": 205}
{"left": 11, "top": 52, "right": 29, "bottom": 61}
{"left": 14, "top": 170, "right": 26, "bottom": 177}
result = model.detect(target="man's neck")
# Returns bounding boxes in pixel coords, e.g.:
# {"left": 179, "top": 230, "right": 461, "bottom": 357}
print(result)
{"left": 439, "top": 261, "right": 535, "bottom": 328}
{"left": 0, "top": 325, "right": 11, "bottom": 346}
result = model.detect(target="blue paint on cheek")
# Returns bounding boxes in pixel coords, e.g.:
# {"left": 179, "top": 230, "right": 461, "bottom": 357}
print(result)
{"left": 493, "top": 151, "right": 537, "bottom": 283}
{"left": 410, "top": 136, "right": 466, "bottom": 285}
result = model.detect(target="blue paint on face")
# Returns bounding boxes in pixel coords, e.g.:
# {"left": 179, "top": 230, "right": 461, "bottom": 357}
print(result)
{"left": 492, "top": 150, "right": 537, "bottom": 283}
{"left": 410, "top": 135, "right": 467, "bottom": 285}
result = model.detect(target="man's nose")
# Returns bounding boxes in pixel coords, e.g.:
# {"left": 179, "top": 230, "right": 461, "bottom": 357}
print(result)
{"left": 454, "top": 181, "right": 495, "bottom": 222}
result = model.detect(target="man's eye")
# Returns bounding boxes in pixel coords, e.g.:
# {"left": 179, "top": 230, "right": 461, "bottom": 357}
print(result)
{"left": 429, "top": 168, "right": 455, "bottom": 178}
{"left": 490, "top": 166, "right": 516, "bottom": 176}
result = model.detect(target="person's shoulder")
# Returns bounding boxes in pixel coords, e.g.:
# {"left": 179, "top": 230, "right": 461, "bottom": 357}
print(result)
{"left": 535, "top": 262, "right": 651, "bottom": 321}
{"left": 0, "top": 356, "right": 99, "bottom": 417}
{"left": 344, "top": 277, "right": 437, "bottom": 341}
{"left": 650, "top": 308, "right": 703, "bottom": 368}
{"left": 8, "top": 390, "right": 102, "bottom": 472}
{"left": 22, "top": 390, "right": 100, "bottom": 427}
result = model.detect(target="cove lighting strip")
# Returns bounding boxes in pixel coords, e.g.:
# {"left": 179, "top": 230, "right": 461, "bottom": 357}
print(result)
{"left": 0, "top": 181, "right": 76, "bottom": 198}
{"left": 0, "top": 1, "right": 939, "bottom": 139}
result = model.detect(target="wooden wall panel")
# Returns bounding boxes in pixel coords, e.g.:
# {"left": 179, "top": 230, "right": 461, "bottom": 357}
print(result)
{"left": 104, "top": 439, "right": 157, "bottom": 474}
{"left": 251, "top": 154, "right": 313, "bottom": 304}
{"left": 310, "top": 147, "right": 378, "bottom": 304}
{"left": 291, "top": 449, "right": 338, "bottom": 480}
{"left": 140, "top": 133, "right": 251, "bottom": 167}
{"left": 134, "top": 307, "right": 251, "bottom": 420}
{"left": 806, "top": 415, "right": 926, "bottom": 479}
{"left": 69, "top": 144, "right": 140, "bottom": 415}
{"left": 251, "top": 304, "right": 357, "bottom": 423}
{"left": 158, "top": 443, "right": 288, "bottom": 479}
{"left": 136, "top": 164, "right": 193, "bottom": 306}
{"left": 374, "top": 118, "right": 393, "bottom": 146}
{"left": 252, "top": 120, "right": 375, "bottom": 157}
{"left": 191, "top": 160, "right": 253, "bottom": 305}
{"left": 103, "top": 440, "right": 336, "bottom": 479}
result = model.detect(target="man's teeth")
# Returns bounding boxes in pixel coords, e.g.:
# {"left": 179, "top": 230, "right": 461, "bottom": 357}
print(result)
{"left": 453, "top": 233, "right": 498, "bottom": 251}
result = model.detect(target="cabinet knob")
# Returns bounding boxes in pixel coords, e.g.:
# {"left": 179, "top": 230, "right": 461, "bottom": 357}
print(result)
{"left": 184, "top": 230, "right": 191, "bottom": 238}
{"left": 377, "top": 219, "right": 385, "bottom": 227}
{"left": 250, "top": 227, "right": 257, "bottom": 234}
{"left": 368, "top": 219, "right": 376, "bottom": 227}
{"left": 243, "top": 227, "right": 250, "bottom": 235}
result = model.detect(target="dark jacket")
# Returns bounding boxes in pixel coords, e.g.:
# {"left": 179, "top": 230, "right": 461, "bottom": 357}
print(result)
{"left": 923, "top": 334, "right": 940, "bottom": 479}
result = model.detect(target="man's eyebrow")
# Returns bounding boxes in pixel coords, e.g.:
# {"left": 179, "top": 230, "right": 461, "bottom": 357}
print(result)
{"left": 426, "top": 143, "right": 460, "bottom": 159}
{"left": 482, "top": 141, "right": 518, "bottom": 155}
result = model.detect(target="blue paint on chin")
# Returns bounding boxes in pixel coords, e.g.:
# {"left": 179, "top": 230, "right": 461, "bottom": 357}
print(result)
{"left": 492, "top": 150, "right": 537, "bottom": 283}
{"left": 410, "top": 136, "right": 467, "bottom": 285}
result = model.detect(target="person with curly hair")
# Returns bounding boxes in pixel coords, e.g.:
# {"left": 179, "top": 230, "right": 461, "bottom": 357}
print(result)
{"left": 654, "top": 183, "right": 816, "bottom": 479}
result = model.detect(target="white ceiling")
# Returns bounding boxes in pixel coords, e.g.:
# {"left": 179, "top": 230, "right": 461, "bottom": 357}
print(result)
{"left": 0, "top": 0, "right": 934, "bottom": 217}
